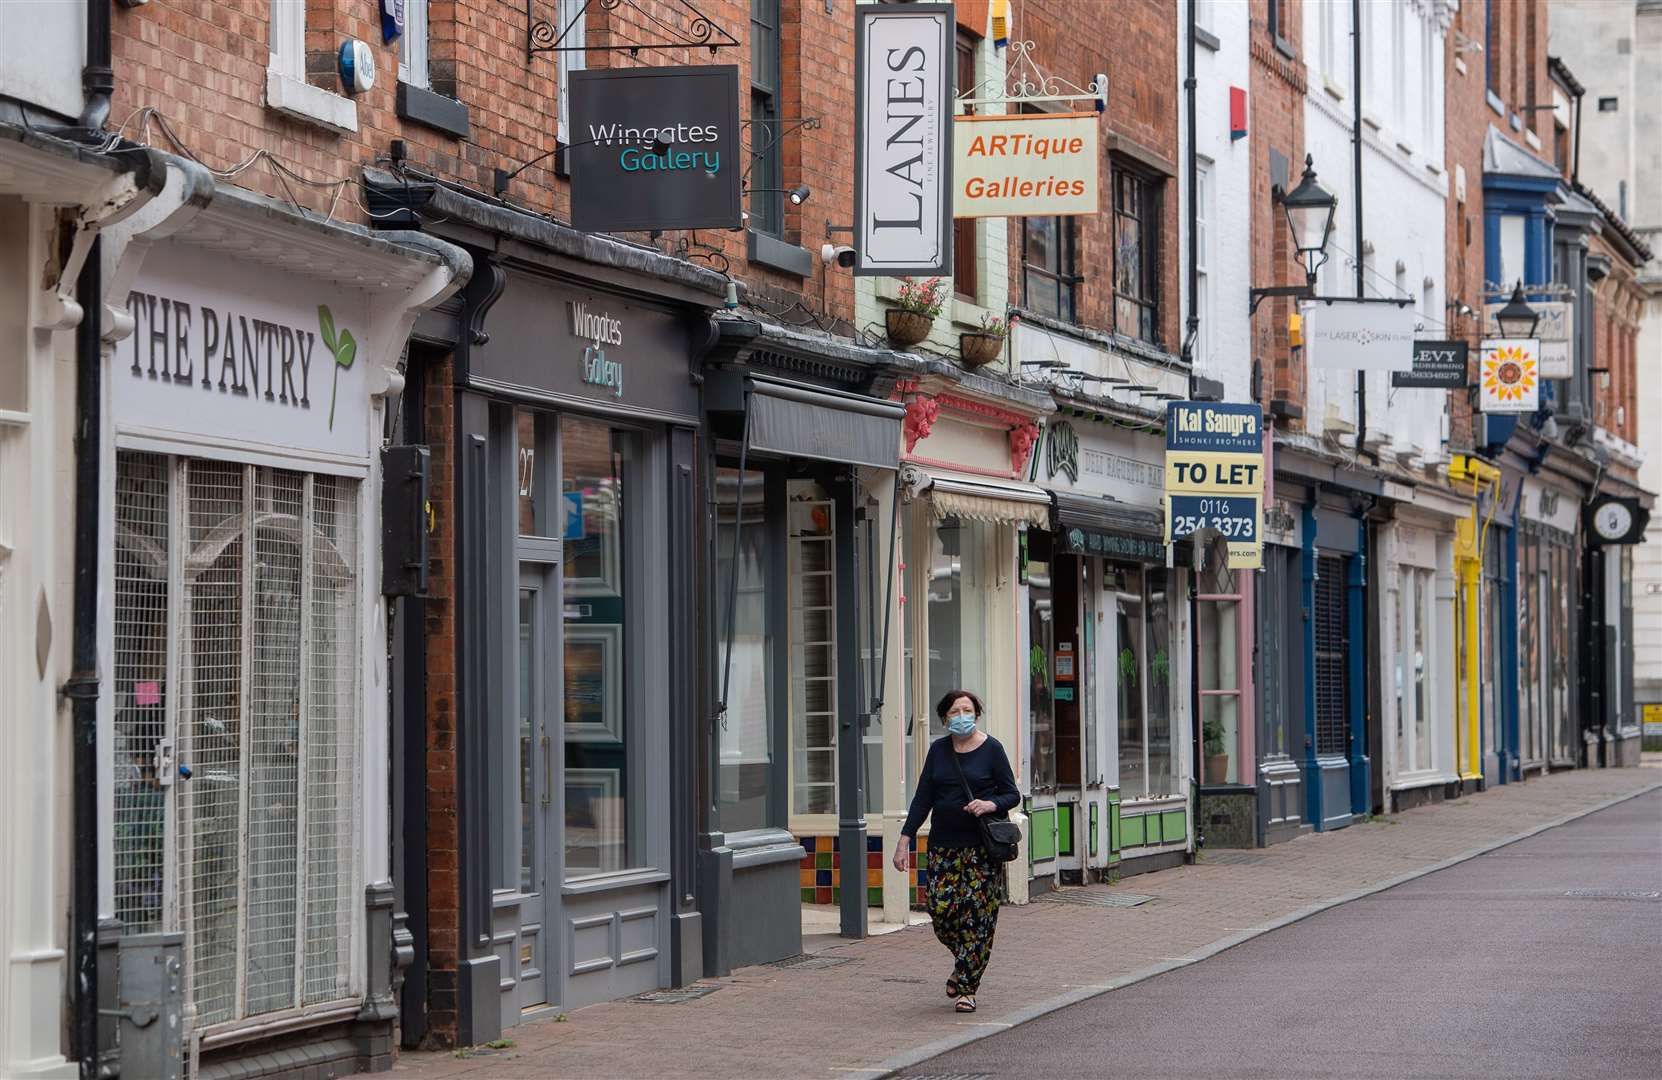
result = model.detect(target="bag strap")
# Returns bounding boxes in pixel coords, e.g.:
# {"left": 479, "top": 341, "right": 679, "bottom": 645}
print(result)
{"left": 946, "top": 741, "right": 997, "bottom": 860}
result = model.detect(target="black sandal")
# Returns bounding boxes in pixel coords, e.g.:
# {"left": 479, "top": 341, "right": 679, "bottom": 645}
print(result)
{"left": 954, "top": 996, "right": 976, "bottom": 1013}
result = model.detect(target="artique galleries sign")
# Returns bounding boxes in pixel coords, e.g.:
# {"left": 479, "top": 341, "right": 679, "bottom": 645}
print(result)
{"left": 952, "top": 112, "right": 1099, "bottom": 218}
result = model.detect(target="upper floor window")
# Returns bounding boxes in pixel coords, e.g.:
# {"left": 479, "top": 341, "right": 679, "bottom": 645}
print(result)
{"left": 1023, "top": 215, "right": 1077, "bottom": 322}
{"left": 557, "top": 0, "right": 587, "bottom": 147}
{"left": 398, "top": 0, "right": 429, "bottom": 89}
{"left": 1113, "top": 164, "right": 1162, "bottom": 345}
{"left": 953, "top": 33, "right": 979, "bottom": 301}
{"left": 750, "top": 0, "right": 784, "bottom": 238}
{"left": 1484, "top": 0, "right": 1500, "bottom": 95}
{"left": 1194, "top": 160, "right": 1212, "bottom": 365}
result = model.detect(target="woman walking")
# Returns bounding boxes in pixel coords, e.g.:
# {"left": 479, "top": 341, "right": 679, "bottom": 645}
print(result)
{"left": 892, "top": 690, "right": 1020, "bottom": 1013}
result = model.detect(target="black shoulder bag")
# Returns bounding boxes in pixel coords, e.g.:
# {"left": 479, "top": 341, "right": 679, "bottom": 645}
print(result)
{"left": 948, "top": 744, "right": 1022, "bottom": 864}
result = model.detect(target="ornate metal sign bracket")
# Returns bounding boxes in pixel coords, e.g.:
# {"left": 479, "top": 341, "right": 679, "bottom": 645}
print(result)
{"left": 955, "top": 41, "right": 1107, "bottom": 113}
{"left": 528, "top": 0, "right": 739, "bottom": 60}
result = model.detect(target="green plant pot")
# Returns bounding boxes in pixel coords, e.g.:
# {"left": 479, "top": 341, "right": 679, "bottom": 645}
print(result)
{"left": 886, "top": 308, "right": 934, "bottom": 349}
{"left": 959, "top": 331, "right": 1005, "bottom": 368}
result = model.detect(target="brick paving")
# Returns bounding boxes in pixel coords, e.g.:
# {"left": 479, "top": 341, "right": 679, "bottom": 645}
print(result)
{"left": 391, "top": 767, "right": 1661, "bottom": 1080}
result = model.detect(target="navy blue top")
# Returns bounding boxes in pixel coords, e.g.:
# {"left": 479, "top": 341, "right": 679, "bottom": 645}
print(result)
{"left": 900, "top": 735, "right": 1021, "bottom": 849}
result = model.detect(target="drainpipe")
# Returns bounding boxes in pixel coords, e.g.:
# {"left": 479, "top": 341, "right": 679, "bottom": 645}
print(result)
{"left": 1351, "top": 0, "right": 1367, "bottom": 452}
{"left": 1183, "top": 0, "right": 1199, "bottom": 388}
{"left": 70, "top": 4, "right": 116, "bottom": 1076}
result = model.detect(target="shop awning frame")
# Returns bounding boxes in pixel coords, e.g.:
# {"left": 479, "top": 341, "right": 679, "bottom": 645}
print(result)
{"left": 907, "top": 467, "right": 1052, "bottom": 528}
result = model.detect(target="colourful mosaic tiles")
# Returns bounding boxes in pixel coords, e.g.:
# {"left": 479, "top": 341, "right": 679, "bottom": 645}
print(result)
{"left": 791, "top": 832, "right": 932, "bottom": 909}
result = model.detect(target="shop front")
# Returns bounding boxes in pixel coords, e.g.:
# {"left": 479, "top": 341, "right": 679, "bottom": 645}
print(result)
{"left": 1516, "top": 475, "right": 1583, "bottom": 772}
{"left": 884, "top": 375, "right": 1052, "bottom": 912}
{"left": 1030, "top": 412, "right": 1198, "bottom": 872}
{"left": 441, "top": 260, "right": 709, "bottom": 1035}
{"left": 698, "top": 324, "right": 907, "bottom": 971}
{"left": 99, "top": 174, "right": 467, "bottom": 1073}
{"left": 1272, "top": 444, "right": 1379, "bottom": 831}
{"left": 1375, "top": 486, "right": 1462, "bottom": 812}
{"left": 1579, "top": 470, "right": 1650, "bottom": 769}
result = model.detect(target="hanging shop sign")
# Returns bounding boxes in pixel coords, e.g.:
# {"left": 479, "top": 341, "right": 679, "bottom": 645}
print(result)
{"left": 854, "top": 3, "right": 953, "bottom": 275}
{"left": 1164, "top": 401, "right": 1264, "bottom": 568}
{"left": 1478, "top": 338, "right": 1540, "bottom": 414}
{"left": 1485, "top": 300, "right": 1573, "bottom": 379}
{"left": 1585, "top": 494, "right": 1649, "bottom": 546}
{"left": 568, "top": 65, "right": 741, "bottom": 233}
{"left": 1305, "top": 300, "right": 1419, "bottom": 372}
{"left": 952, "top": 112, "right": 1098, "bottom": 219}
{"left": 1390, "top": 340, "right": 1469, "bottom": 389}
{"left": 117, "top": 244, "right": 374, "bottom": 462}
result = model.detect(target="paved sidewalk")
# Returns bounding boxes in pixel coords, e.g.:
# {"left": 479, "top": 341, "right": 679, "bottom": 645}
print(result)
{"left": 392, "top": 767, "right": 1661, "bottom": 1080}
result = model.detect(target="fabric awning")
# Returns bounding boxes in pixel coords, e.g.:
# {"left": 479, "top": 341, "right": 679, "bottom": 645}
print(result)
{"left": 744, "top": 374, "right": 904, "bottom": 471}
{"left": 918, "top": 469, "right": 1051, "bottom": 528}
{"left": 1051, "top": 491, "right": 1167, "bottom": 562}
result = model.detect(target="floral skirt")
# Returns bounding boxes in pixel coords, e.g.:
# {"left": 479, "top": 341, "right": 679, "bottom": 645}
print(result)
{"left": 925, "top": 845, "right": 1001, "bottom": 996}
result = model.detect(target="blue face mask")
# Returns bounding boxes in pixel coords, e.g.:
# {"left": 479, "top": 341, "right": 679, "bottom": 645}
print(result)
{"left": 947, "top": 714, "right": 977, "bottom": 737}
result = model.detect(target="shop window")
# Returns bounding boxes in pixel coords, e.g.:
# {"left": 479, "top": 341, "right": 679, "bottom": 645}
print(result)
{"left": 1029, "top": 543, "right": 1056, "bottom": 793}
{"left": 561, "top": 417, "right": 638, "bottom": 877}
{"left": 750, "top": 0, "right": 785, "bottom": 238}
{"left": 790, "top": 486, "right": 838, "bottom": 815}
{"left": 1197, "top": 549, "right": 1241, "bottom": 785}
{"left": 1112, "top": 164, "right": 1162, "bottom": 345}
{"left": 905, "top": 510, "right": 990, "bottom": 807}
{"left": 111, "top": 452, "right": 360, "bottom": 1030}
{"left": 716, "top": 467, "right": 773, "bottom": 833}
{"left": 1115, "top": 565, "right": 1175, "bottom": 800}
{"left": 1022, "top": 214, "right": 1077, "bottom": 322}
{"left": 1394, "top": 568, "right": 1435, "bottom": 775}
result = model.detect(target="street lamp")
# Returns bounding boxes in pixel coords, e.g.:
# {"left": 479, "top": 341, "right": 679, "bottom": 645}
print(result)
{"left": 1493, "top": 282, "right": 1540, "bottom": 337}
{"left": 1248, "top": 154, "right": 1339, "bottom": 314}
{"left": 1281, "top": 154, "right": 1339, "bottom": 285}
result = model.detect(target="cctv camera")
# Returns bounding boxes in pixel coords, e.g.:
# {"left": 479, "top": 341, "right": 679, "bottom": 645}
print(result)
{"left": 821, "top": 244, "right": 857, "bottom": 268}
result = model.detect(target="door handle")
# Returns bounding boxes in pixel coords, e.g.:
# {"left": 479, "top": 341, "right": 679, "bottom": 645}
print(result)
{"left": 541, "top": 735, "right": 552, "bottom": 806}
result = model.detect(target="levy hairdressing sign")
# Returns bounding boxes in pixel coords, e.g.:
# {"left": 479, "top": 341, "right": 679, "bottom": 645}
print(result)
{"left": 855, "top": 3, "right": 953, "bottom": 275}
{"left": 116, "top": 245, "right": 373, "bottom": 461}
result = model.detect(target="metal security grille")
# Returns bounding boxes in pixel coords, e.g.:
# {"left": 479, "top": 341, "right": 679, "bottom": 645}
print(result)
{"left": 1314, "top": 555, "right": 1349, "bottom": 756}
{"left": 113, "top": 452, "right": 360, "bottom": 1039}
{"left": 113, "top": 453, "right": 172, "bottom": 934}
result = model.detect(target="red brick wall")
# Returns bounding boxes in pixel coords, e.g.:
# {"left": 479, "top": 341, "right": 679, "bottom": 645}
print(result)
{"left": 1443, "top": 0, "right": 1490, "bottom": 452}
{"left": 1247, "top": 0, "right": 1307, "bottom": 425}
{"left": 1004, "top": 0, "right": 1180, "bottom": 352}
{"left": 108, "top": 0, "right": 859, "bottom": 325}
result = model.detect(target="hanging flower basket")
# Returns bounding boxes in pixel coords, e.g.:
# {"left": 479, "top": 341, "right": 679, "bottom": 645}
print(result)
{"left": 886, "top": 308, "right": 934, "bottom": 349}
{"left": 959, "top": 331, "right": 1005, "bottom": 369}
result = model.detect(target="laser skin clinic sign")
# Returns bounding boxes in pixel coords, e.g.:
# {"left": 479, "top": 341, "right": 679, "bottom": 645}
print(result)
{"left": 855, "top": 3, "right": 953, "bottom": 275}
{"left": 1479, "top": 338, "right": 1540, "bottom": 414}
{"left": 569, "top": 65, "right": 741, "bottom": 233}
{"left": 953, "top": 112, "right": 1099, "bottom": 218}
{"left": 117, "top": 244, "right": 373, "bottom": 462}
{"left": 1165, "top": 401, "right": 1265, "bottom": 569}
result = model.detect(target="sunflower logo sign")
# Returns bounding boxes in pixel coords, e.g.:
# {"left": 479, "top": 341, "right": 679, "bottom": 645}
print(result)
{"left": 1478, "top": 338, "right": 1539, "bottom": 414}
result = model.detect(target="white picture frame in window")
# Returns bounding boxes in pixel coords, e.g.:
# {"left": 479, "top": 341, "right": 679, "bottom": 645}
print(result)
{"left": 564, "top": 623, "right": 622, "bottom": 743}
{"left": 561, "top": 488, "right": 620, "bottom": 596}
{"left": 565, "top": 767, "right": 624, "bottom": 874}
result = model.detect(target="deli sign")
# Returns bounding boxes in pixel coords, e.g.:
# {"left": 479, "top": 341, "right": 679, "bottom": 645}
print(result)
{"left": 953, "top": 112, "right": 1099, "bottom": 218}
{"left": 854, "top": 3, "right": 953, "bottom": 275}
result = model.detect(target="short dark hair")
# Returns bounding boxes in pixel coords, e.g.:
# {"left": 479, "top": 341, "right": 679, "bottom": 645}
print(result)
{"left": 935, "top": 689, "right": 984, "bottom": 720}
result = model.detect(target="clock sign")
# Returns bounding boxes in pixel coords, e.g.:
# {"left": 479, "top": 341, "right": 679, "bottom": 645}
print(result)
{"left": 1586, "top": 495, "right": 1647, "bottom": 545}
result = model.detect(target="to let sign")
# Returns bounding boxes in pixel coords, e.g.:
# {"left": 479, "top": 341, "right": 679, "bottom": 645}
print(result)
{"left": 569, "top": 66, "right": 741, "bottom": 233}
{"left": 1391, "top": 340, "right": 1469, "bottom": 389}
{"left": 1165, "top": 401, "right": 1264, "bottom": 568}
{"left": 952, "top": 112, "right": 1099, "bottom": 218}
{"left": 855, "top": 3, "right": 953, "bottom": 275}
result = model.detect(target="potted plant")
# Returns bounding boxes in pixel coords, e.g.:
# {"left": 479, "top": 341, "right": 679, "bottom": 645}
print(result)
{"left": 886, "top": 276, "right": 946, "bottom": 348}
{"left": 1203, "top": 717, "right": 1229, "bottom": 785}
{"left": 959, "top": 312, "right": 1008, "bottom": 369}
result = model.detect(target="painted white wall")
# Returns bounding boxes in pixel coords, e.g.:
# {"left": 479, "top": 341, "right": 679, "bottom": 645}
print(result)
{"left": 1178, "top": 0, "right": 1252, "bottom": 404}
{"left": 0, "top": 1, "right": 85, "bottom": 121}
{"left": 1301, "top": 0, "right": 1449, "bottom": 465}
